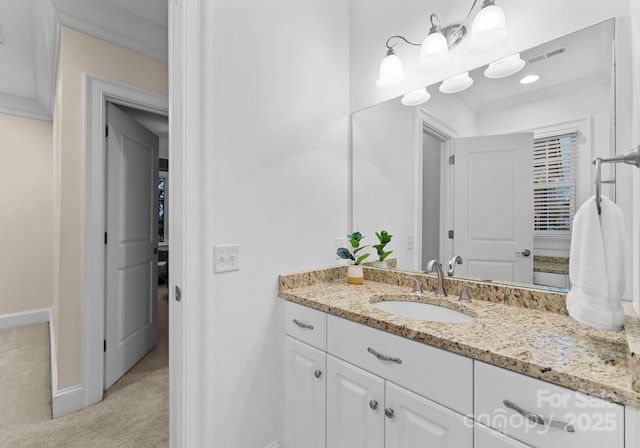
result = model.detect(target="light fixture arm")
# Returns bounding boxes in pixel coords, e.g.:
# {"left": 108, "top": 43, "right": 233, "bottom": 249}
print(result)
{"left": 385, "top": 35, "right": 421, "bottom": 54}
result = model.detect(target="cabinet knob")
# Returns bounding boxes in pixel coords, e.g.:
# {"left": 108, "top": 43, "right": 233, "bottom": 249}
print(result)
{"left": 369, "top": 400, "right": 378, "bottom": 410}
{"left": 314, "top": 370, "right": 322, "bottom": 379}
{"left": 384, "top": 408, "right": 394, "bottom": 419}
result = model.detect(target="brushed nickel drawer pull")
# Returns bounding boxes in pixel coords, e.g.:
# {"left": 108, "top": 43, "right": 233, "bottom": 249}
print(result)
{"left": 293, "top": 319, "right": 314, "bottom": 330}
{"left": 503, "top": 399, "right": 576, "bottom": 433}
{"left": 385, "top": 408, "right": 394, "bottom": 419}
{"left": 314, "top": 370, "right": 322, "bottom": 379}
{"left": 369, "top": 400, "right": 378, "bottom": 410}
{"left": 367, "top": 347, "right": 402, "bottom": 364}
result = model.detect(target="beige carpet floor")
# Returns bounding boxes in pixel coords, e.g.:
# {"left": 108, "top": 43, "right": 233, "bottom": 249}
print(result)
{"left": 0, "top": 286, "right": 169, "bottom": 447}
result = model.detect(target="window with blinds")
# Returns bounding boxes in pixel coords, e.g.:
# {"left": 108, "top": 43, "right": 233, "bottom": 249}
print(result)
{"left": 533, "top": 131, "right": 578, "bottom": 232}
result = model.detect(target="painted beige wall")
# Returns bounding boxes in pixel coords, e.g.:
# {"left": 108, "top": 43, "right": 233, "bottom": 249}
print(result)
{"left": 0, "top": 114, "right": 53, "bottom": 314}
{"left": 53, "top": 26, "right": 168, "bottom": 389}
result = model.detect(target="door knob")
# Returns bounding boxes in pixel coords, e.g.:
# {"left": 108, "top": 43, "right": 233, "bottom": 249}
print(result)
{"left": 516, "top": 249, "right": 531, "bottom": 257}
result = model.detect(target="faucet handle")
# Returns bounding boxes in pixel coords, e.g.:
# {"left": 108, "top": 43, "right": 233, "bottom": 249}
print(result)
{"left": 459, "top": 285, "right": 477, "bottom": 303}
{"left": 404, "top": 276, "right": 423, "bottom": 294}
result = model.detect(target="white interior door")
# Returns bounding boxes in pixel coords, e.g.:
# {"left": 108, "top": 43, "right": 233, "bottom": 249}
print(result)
{"left": 105, "top": 102, "right": 159, "bottom": 389}
{"left": 454, "top": 133, "right": 533, "bottom": 284}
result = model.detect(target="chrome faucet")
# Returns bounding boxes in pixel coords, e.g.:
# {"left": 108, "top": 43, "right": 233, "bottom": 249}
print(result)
{"left": 404, "top": 276, "right": 423, "bottom": 294}
{"left": 425, "top": 260, "right": 447, "bottom": 297}
{"left": 447, "top": 255, "right": 463, "bottom": 277}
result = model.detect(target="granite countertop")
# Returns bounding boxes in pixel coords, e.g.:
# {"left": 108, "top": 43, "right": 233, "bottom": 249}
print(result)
{"left": 279, "top": 266, "right": 640, "bottom": 408}
{"left": 534, "top": 256, "right": 570, "bottom": 275}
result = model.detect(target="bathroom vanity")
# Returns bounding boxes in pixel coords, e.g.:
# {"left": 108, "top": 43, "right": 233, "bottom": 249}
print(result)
{"left": 279, "top": 266, "right": 640, "bottom": 448}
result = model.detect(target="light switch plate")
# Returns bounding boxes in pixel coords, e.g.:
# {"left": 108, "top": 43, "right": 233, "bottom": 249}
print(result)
{"left": 214, "top": 244, "right": 240, "bottom": 272}
{"left": 407, "top": 235, "right": 414, "bottom": 250}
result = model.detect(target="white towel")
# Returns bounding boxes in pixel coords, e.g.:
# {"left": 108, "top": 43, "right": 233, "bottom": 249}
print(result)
{"left": 566, "top": 195, "right": 626, "bottom": 331}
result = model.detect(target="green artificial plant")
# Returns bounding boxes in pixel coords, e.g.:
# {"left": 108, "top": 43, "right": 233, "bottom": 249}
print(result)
{"left": 337, "top": 231, "right": 370, "bottom": 265}
{"left": 373, "top": 230, "right": 393, "bottom": 262}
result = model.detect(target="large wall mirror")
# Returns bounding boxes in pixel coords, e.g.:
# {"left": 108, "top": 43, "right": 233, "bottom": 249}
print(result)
{"left": 352, "top": 19, "right": 615, "bottom": 291}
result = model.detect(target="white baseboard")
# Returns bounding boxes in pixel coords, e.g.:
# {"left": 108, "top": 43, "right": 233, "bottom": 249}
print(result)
{"left": 265, "top": 441, "right": 281, "bottom": 448}
{"left": 52, "top": 384, "right": 84, "bottom": 418}
{"left": 0, "top": 308, "right": 50, "bottom": 329}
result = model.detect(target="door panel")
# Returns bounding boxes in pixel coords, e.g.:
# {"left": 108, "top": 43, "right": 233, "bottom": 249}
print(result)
{"left": 385, "top": 382, "right": 473, "bottom": 448}
{"left": 454, "top": 133, "right": 534, "bottom": 284}
{"left": 284, "top": 337, "right": 326, "bottom": 448}
{"left": 327, "top": 355, "right": 384, "bottom": 448}
{"left": 105, "top": 103, "right": 159, "bottom": 389}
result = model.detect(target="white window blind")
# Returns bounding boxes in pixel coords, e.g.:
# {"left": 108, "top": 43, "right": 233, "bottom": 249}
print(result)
{"left": 533, "top": 131, "right": 578, "bottom": 232}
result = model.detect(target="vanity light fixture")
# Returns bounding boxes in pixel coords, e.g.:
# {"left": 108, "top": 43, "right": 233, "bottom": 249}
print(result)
{"left": 520, "top": 74, "right": 540, "bottom": 84}
{"left": 484, "top": 53, "right": 525, "bottom": 79}
{"left": 467, "top": 0, "right": 509, "bottom": 53}
{"left": 401, "top": 87, "right": 431, "bottom": 106}
{"left": 376, "top": 45, "right": 406, "bottom": 90}
{"left": 376, "top": 0, "right": 509, "bottom": 92}
{"left": 439, "top": 72, "right": 474, "bottom": 93}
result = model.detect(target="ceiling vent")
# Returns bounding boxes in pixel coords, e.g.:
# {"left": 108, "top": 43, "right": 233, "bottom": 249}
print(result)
{"left": 527, "top": 47, "right": 568, "bottom": 65}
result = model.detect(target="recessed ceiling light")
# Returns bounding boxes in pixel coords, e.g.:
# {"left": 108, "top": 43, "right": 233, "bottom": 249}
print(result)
{"left": 520, "top": 74, "right": 540, "bottom": 84}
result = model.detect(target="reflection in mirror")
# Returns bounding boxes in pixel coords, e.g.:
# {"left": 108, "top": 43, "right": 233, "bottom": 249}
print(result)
{"left": 352, "top": 19, "right": 615, "bottom": 291}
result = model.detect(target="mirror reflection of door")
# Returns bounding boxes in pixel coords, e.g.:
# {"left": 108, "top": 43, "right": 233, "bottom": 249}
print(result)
{"left": 452, "top": 133, "right": 534, "bottom": 284}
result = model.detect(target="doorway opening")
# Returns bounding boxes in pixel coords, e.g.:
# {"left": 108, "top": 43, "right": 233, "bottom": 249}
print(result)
{"left": 103, "top": 102, "right": 169, "bottom": 390}
{"left": 82, "top": 74, "right": 168, "bottom": 409}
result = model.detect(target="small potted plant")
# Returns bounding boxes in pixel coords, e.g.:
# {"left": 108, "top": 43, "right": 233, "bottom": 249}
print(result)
{"left": 372, "top": 230, "right": 393, "bottom": 268}
{"left": 337, "top": 231, "right": 369, "bottom": 284}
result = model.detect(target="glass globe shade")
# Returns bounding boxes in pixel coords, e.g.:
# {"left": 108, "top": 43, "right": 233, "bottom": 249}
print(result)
{"left": 401, "top": 88, "right": 431, "bottom": 106}
{"left": 468, "top": 4, "right": 508, "bottom": 53}
{"left": 419, "top": 32, "right": 450, "bottom": 69}
{"left": 376, "top": 53, "right": 405, "bottom": 90}
{"left": 439, "top": 72, "right": 474, "bottom": 94}
{"left": 484, "top": 53, "right": 525, "bottom": 78}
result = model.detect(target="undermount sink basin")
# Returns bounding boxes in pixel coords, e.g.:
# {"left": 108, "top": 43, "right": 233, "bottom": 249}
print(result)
{"left": 372, "top": 299, "right": 475, "bottom": 323}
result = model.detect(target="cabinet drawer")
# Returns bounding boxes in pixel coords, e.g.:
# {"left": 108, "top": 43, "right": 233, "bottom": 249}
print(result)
{"left": 474, "top": 361, "right": 624, "bottom": 448}
{"left": 327, "top": 314, "right": 472, "bottom": 415}
{"left": 475, "top": 422, "right": 533, "bottom": 447}
{"left": 284, "top": 301, "right": 326, "bottom": 350}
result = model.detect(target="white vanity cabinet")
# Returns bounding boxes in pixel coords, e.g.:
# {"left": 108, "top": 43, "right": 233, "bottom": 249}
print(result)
{"left": 327, "top": 355, "right": 472, "bottom": 448}
{"left": 283, "top": 301, "right": 328, "bottom": 448}
{"left": 282, "top": 299, "right": 634, "bottom": 448}
{"left": 326, "top": 355, "right": 384, "bottom": 448}
{"left": 284, "top": 336, "right": 326, "bottom": 448}
{"left": 474, "top": 361, "right": 624, "bottom": 448}
{"left": 475, "top": 423, "right": 533, "bottom": 447}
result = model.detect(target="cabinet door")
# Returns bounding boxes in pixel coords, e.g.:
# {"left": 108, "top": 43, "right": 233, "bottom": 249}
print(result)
{"left": 385, "top": 382, "right": 473, "bottom": 448}
{"left": 327, "top": 355, "right": 384, "bottom": 448}
{"left": 284, "top": 336, "right": 326, "bottom": 448}
{"left": 475, "top": 423, "right": 533, "bottom": 448}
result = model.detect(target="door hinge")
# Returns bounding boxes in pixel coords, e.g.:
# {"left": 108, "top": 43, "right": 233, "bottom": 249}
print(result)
{"left": 448, "top": 230, "right": 454, "bottom": 239}
{"left": 105, "top": 125, "right": 109, "bottom": 138}
{"left": 104, "top": 340, "right": 106, "bottom": 352}
{"left": 104, "top": 232, "right": 108, "bottom": 245}
{"left": 448, "top": 155, "right": 455, "bottom": 165}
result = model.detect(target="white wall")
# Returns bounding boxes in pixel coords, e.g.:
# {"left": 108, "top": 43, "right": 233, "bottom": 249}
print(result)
{"left": 53, "top": 26, "right": 168, "bottom": 389}
{"left": 0, "top": 114, "right": 53, "bottom": 314}
{"left": 204, "top": 0, "right": 349, "bottom": 446}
